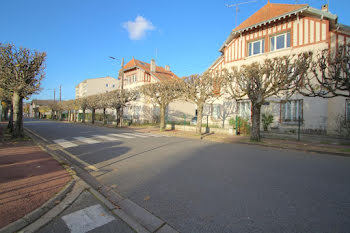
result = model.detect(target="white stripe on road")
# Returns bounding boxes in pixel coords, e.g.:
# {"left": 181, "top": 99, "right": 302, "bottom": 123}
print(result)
{"left": 53, "top": 139, "right": 77, "bottom": 148}
{"left": 121, "top": 133, "right": 149, "bottom": 138}
{"left": 62, "top": 204, "right": 115, "bottom": 233}
{"left": 93, "top": 135, "right": 120, "bottom": 141}
{"left": 107, "top": 133, "right": 135, "bottom": 139}
{"left": 73, "top": 137, "right": 99, "bottom": 144}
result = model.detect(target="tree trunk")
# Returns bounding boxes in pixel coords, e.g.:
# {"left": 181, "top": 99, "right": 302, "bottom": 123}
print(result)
{"left": 82, "top": 108, "right": 86, "bottom": 123}
{"left": 120, "top": 107, "right": 124, "bottom": 127}
{"left": 196, "top": 103, "right": 204, "bottom": 134}
{"left": 160, "top": 103, "right": 166, "bottom": 131}
{"left": 8, "top": 104, "right": 13, "bottom": 132}
{"left": 3, "top": 106, "right": 9, "bottom": 120}
{"left": 250, "top": 102, "right": 261, "bottom": 141}
{"left": 91, "top": 108, "right": 95, "bottom": 124}
{"left": 12, "top": 91, "right": 23, "bottom": 138}
{"left": 103, "top": 108, "right": 106, "bottom": 125}
{"left": 116, "top": 108, "right": 120, "bottom": 127}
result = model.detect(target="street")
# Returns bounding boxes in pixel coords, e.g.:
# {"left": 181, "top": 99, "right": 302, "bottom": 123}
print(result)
{"left": 25, "top": 119, "right": 350, "bottom": 233}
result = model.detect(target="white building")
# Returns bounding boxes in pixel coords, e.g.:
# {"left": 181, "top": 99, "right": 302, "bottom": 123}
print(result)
{"left": 207, "top": 2, "right": 350, "bottom": 135}
{"left": 75, "top": 76, "right": 119, "bottom": 99}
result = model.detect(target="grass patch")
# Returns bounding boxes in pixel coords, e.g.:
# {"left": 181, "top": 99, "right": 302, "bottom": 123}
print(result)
{"left": 337, "top": 148, "right": 350, "bottom": 153}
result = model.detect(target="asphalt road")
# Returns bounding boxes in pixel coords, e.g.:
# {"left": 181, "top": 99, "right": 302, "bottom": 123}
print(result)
{"left": 25, "top": 119, "right": 350, "bottom": 233}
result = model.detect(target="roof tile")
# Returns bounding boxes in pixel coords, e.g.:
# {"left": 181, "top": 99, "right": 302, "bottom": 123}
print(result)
{"left": 233, "top": 2, "right": 307, "bottom": 32}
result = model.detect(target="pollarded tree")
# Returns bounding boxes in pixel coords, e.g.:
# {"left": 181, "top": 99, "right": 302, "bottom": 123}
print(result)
{"left": 183, "top": 71, "right": 225, "bottom": 134}
{"left": 225, "top": 54, "right": 310, "bottom": 141}
{"left": 0, "top": 43, "right": 46, "bottom": 137}
{"left": 140, "top": 79, "right": 183, "bottom": 131}
{"left": 298, "top": 44, "right": 350, "bottom": 98}
{"left": 86, "top": 94, "right": 99, "bottom": 124}
{"left": 107, "top": 89, "right": 138, "bottom": 127}
{"left": 77, "top": 97, "right": 88, "bottom": 123}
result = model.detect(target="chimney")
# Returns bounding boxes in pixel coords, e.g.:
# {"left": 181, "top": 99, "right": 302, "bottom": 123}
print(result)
{"left": 150, "top": 59, "right": 156, "bottom": 72}
{"left": 321, "top": 4, "right": 328, "bottom": 12}
{"left": 165, "top": 65, "right": 170, "bottom": 71}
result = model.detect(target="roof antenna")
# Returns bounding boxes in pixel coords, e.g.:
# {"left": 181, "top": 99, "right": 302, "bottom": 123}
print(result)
{"left": 226, "top": 0, "right": 257, "bottom": 27}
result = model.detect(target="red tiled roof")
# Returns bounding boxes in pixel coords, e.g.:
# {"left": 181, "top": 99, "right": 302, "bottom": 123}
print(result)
{"left": 123, "top": 58, "right": 180, "bottom": 82}
{"left": 233, "top": 2, "right": 307, "bottom": 32}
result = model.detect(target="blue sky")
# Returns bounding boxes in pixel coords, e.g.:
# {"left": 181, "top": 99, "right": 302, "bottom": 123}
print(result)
{"left": 1, "top": 0, "right": 349, "bottom": 100}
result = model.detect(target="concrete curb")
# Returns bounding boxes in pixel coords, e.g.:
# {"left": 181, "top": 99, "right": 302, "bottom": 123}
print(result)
{"left": 0, "top": 129, "right": 77, "bottom": 233}
{"left": 0, "top": 179, "right": 75, "bottom": 233}
{"left": 235, "top": 140, "right": 350, "bottom": 157}
{"left": 18, "top": 178, "right": 87, "bottom": 233}
{"left": 24, "top": 125, "right": 180, "bottom": 233}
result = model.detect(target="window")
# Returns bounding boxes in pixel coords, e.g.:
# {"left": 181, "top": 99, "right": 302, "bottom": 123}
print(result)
{"left": 281, "top": 99, "right": 303, "bottom": 122}
{"left": 248, "top": 39, "right": 265, "bottom": 56}
{"left": 346, "top": 99, "right": 350, "bottom": 121}
{"left": 211, "top": 104, "right": 221, "bottom": 119}
{"left": 106, "top": 84, "right": 108, "bottom": 87}
{"left": 237, "top": 101, "right": 251, "bottom": 119}
{"left": 270, "top": 32, "right": 291, "bottom": 52}
{"left": 112, "top": 84, "right": 115, "bottom": 88}
{"left": 133, "top": 75, "right": 137, "bottom": 83}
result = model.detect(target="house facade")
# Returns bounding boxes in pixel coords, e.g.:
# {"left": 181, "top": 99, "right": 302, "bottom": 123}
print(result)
{"left": 121, "top": 58, "right": 196, "bottom": 123}
{"left": 208, "top": 2, "right": 350, "bottom": 135}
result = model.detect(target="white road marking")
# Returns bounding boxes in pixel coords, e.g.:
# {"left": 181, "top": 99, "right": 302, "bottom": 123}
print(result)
{"left": 93, "top": 135, "right": 120, "bottom": 141}
{"left": 53, "top": 139, "right": 77, "bottom": 148}
{"left": 121, "top": 132, "right": 148, "bottom": 138}
{"left": 62, "top": 204, "right": 115, "bottom": 233}
{"left": 142, "top": 133, "right": 164, "bottom": 137}
{"left": 73, "top": 137, "right": 99, "bottom": 144}
{"left": 107, "top": 133, "right": 135, "bottom": 139}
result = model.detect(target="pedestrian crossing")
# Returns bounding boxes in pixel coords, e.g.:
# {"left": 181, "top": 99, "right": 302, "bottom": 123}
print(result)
{"left": 53, "top": 132, "right": 170, "bottom": 148}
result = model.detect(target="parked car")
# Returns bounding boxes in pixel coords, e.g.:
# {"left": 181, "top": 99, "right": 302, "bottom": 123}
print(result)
{"left": 190, "top": 116, "right": 197, "bottom": 125}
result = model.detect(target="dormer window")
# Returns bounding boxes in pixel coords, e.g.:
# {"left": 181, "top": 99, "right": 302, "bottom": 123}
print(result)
{"left": 270, "top": 32, "right": 291, "bottom": 51}
{"left": 248, "top": 39, "right": 265, "bottom": 56}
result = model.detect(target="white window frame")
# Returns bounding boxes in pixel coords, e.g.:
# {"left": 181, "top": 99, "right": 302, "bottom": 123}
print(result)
{"left": 248, "top": 39, "right": 265, "bottom": 57}
{"left": 281, "top": 99, "right": 303, "bottom": 122}
{"left": 237, "top": 101, "right": 251, "bottom": 119}
{"left": 270, "top": 32, "right": 291, "bottom": 52}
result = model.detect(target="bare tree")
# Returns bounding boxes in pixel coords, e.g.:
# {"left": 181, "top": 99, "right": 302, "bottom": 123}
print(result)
{"left": 0, "top": 43, "right": 46, "bottom": 137}
{"left": 86, "top": 95, "right": 99, "bottom": 124}
{"left": 217, "top": 101, "right": 236, "bottom": 128}
{"left": 182, "top": 71, "right": 225, "bottom": 134}
{"left": 107, "top": 89, "right": 137, "bottom": 127}
{"left": 77, "top": 97, "right": 88, "bottom": 123}
{"left": 140, "top": 79, "right": 182, "bottom": 131}
{"left": 298, "top": 44, "right": 350, "bottom": 98}
{"left": 225, "top": 54, "right": 310, "bottom": 141}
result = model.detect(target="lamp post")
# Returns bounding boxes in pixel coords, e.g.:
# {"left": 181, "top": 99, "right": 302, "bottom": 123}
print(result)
{"left": 109, "top": 56, "right": 124, "bottom": 127}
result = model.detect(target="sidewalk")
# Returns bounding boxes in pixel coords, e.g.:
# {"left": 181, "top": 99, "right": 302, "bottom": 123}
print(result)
{"left": 0, "top": 123, "right": 72, "bottom": 230}
{"left": 133, "top": 126, "right": 350, "bottom": 156}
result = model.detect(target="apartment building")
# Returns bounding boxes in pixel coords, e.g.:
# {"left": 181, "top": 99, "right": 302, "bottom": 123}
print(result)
{"left": 207, "top": 2, "right": 350, "bottom": 135}
{"left": 75, "top": 76, "right": 119, "bottom": 99}
{"left": 121, "top": 58, "right": 196, "bottom": 122}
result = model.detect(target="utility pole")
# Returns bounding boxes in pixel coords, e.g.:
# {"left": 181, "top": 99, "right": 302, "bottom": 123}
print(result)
{"left": 59, "top": 85, "right": 62, "bottom": 102}
{"left": 120, "top": 58, "right": 124, "bottom": 127}
{"left": 226, "top": 0, "right": 257, "bottom": 27}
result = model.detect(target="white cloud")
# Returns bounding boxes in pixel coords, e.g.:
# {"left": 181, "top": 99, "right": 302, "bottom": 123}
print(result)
{"left": 123, "top": 16, "right": 156, "bottom": 40}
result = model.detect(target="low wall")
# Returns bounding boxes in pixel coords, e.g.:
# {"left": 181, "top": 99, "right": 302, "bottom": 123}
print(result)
{"left": 166, "top": 124, "right": 235, "bottom": 135}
